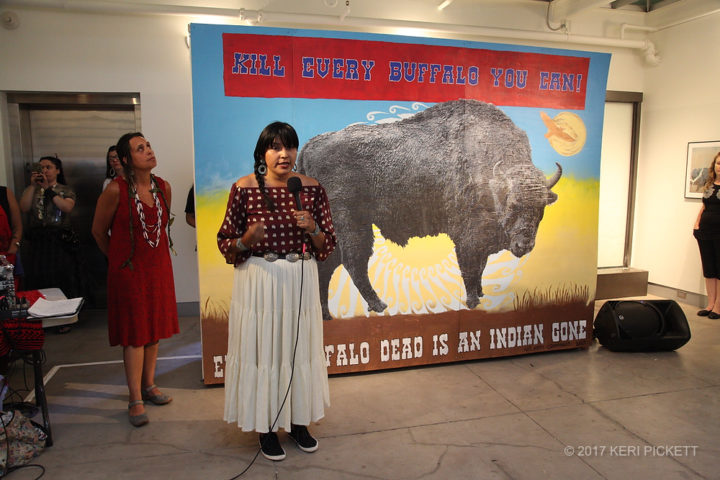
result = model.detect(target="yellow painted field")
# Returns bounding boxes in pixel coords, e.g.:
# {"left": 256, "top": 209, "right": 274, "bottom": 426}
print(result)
{"left": 196, "top": 176, "right": 599, "bottom": 318}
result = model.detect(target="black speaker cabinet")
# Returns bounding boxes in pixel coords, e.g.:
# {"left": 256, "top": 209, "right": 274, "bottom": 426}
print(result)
{"left": 593, "top": 300, "right": 691, "bottom": 352}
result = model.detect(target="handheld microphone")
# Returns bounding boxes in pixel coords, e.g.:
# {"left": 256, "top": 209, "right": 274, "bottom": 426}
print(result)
{"left": 287, "top": 176, "right": 303, "bottom": 211}
{"left": 287, "top": 176, "right": 307, "bottom": 254}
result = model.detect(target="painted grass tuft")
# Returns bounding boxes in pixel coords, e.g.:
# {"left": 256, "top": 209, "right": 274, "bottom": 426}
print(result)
{"left": 513, "top": 284, "right": 591, "bottom": 312}
{"left": 202, "top": 297, "right": 229, "bottom": 324}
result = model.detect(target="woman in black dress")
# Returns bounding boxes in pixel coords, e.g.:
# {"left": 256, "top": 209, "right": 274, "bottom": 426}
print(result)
{"left": 694, "top": 151, "right": 720, "bottom": 318}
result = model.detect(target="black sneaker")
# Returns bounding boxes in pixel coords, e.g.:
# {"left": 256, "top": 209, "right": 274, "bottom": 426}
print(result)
{"left": 289, "top": 424, "right": 319, "bottom": 453}
{"left": 259, "top": 432, "right": 286, "bottom": 461}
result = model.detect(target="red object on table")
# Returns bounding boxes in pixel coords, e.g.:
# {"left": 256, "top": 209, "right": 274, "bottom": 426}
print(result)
{"left": 14, "top": 290, "right": 46, "bottom": 307}
{"left": 0, "top": 290, "right": 46, "bottom": 355}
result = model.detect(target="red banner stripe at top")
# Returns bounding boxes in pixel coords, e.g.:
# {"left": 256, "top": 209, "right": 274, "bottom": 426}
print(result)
{"left": 223, "top": 33, "right": 590, "bottom": 109}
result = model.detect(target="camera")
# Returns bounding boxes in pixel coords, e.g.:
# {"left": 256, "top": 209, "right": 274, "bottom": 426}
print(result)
{"left": 30, "top": 163, "right": 43, "bottom": 184}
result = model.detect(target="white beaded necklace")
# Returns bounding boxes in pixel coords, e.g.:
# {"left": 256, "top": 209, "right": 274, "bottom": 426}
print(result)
{"left": 132, "top": 179, "right": 163, "bottom": 248}
{"left": 35, "top": 183, "right": 59, "bottom": 221}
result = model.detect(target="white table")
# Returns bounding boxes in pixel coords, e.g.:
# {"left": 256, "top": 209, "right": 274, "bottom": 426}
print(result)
{"left": 16, "top": 288, "right": 83, "bottom": 446}
{"left": 31, "top": 288, "right": 82, "bottom": 329}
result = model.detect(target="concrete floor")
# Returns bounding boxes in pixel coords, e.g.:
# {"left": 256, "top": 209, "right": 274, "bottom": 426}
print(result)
{"left": 3, "top": 296, "right": 719, "bottom": 480}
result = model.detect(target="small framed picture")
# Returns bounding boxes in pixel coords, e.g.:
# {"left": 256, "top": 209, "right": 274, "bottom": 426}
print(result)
{"left": 685, "top": 141, "right": 720, "bottom": 199}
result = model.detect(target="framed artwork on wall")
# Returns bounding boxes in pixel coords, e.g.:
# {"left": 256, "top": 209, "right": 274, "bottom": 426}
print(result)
{"left": 686, "top": 140, "right": 720, "bottom": 199}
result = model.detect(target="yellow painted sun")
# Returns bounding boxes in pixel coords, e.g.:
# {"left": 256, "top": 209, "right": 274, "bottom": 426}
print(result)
{"left": 540, "top": 111, "right": 587, "bottom": 156}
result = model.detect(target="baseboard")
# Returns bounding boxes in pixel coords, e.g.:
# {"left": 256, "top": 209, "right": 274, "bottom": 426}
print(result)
{"left": 647, "top": 283, "right": 705, "bottom": 308}
{"left": 177, "top": 301, "right": 200, "bottom": 317}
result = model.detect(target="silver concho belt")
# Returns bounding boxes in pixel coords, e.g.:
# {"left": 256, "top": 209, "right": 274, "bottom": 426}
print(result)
{"left": 252, "top": 251, "right": 312, "bottom": 263}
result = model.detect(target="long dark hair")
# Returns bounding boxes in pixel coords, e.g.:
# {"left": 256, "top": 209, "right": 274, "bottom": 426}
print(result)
{"left": 115, "top": 132, "right": 173, "bottom": 269}
{"left": 116, "top": 132, "right": 144, "bottom": 183}
{"left": 39, "top": 156, "right": 67, "bottom": 185}
{"left": 253, "top": 122, "right": 299, "bottom": 211}
{"left": 105, "top": 145, "right": 119, "bottom": 179}
{"left": 704, "top": 152, "right": 720, "bottom": 190}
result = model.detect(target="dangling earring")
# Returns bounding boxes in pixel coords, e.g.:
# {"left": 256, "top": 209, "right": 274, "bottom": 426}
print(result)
{"left": 110, "top": 167, "right": 116, "bottom": 177}
{"left": 292, "top": 163, "right": 298, "bottom": 172}
{"left": 257, "top": 162, "right": 267, "bottom": 176}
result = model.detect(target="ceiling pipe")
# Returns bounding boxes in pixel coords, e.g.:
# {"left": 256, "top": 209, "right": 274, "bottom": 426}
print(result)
{"left": 653, "top": 7, "right": 720, "bottom": 31}
{"left": 1, "top": 0, "right": 661, "bottom": 63}
{"left": 618, "top": 6, "right": 720, "bottom": 64}
{"left": 547, "top": 0, "right": 611, "bottom": 25}
{"left": 619, "top": 23, "right": 660, "bottom": 65}
{"left": 261, "top": 10, "right": 656, "bottom": 51}
{"left": 620, "top": 23, "right": 657, "bottom": 37}
{"left": 0, "top": 0, "right": 243, "bottom": 17}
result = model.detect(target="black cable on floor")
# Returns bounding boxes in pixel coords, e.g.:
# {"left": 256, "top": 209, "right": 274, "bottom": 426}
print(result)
{"left": 2, "top": 352, "right": 42, "bottom": 417}
{"left": 3, "top": 464, "right": 46, "bottom": 479}
{"left": 0, "top": 411, "right": 46, "bottom": 479}
{"left": 229, "top": 256, "right": 306, "bottom": 479}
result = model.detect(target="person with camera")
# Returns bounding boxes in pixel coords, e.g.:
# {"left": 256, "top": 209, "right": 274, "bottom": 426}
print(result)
{"left": 20, "top": 157, "right": 82, "bottom": 331}
{"left": 20, "top": 157, "right": 76, "bottom": 224}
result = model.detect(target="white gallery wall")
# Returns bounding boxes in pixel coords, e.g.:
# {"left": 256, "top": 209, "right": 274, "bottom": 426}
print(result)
{"left": 0, "top": 9, "right": 199, "bottom": 303}
{"left": 633, "top": 11, "right": 720, "bottom": 296}
{"left": 0, "top": 0, "right": 714, "bottom": 303}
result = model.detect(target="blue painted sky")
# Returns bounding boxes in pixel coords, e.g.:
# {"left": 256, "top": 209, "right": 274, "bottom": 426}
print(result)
{"left": 190, "top": 24, "right": 610, "bottom": 195}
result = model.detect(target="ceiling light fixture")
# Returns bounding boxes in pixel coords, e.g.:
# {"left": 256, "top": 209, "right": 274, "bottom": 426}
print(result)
{"left": 340, "top": 0, "right": 350, "bottom": 21}
{"left": 1, "top": 10, "right": 19, "bottom": 29}
{"left": 437, "top": 0, "right": 454, "bottom": 11}
{"left": 240, "top": 8, "right": 262, "bottom": 25}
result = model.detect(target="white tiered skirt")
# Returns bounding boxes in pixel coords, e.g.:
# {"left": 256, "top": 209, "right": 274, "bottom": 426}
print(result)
{"left": 224, "top": 256, "right": 330, "bottom": 433}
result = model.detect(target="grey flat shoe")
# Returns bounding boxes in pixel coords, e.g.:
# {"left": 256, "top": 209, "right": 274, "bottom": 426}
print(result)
{"left": 128, "top": 400, "right": 149, "bottom": 427}
{"left": 142, "top": 384, "right": 172, "bottom": 405}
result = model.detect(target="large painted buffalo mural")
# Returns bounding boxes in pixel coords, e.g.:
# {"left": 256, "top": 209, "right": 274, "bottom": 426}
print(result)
{"left": 192, "top": 25, "right": 608, "bottom": 380}
{"left": 297, "top": 99, "right": 562, "bottom": 320}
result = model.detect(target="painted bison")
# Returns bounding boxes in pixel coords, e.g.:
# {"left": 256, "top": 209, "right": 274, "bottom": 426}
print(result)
{"left": 297, "top": 99, "right": 561, "bottom": 320}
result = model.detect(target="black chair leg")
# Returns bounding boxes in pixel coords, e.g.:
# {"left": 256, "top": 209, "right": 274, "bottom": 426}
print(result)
{"left": 31, "top": 350, "right": 52, "bottom": 447}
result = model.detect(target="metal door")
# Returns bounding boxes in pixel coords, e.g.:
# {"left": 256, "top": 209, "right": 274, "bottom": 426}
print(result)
{"left": 5, "top": 92, "right": 141, "bottom": 307}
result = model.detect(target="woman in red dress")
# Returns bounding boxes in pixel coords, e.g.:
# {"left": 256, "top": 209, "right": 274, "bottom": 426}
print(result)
{"left": 92, "top": 132, "right": 179, "bottom": 427}
{"left": 0, "top": 185, "right": 22, "bottom": 289}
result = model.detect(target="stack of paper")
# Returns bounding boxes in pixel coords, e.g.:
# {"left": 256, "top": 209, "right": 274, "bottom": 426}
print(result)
{"left": 28, "top": 297, "right": 83, "bottom": 318}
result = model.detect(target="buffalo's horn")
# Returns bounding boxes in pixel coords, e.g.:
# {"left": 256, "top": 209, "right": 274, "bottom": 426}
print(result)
{"left": 492, "top": 159, "right": 503, "bottom": 177}
{"left": 545, "top": 162, "right": 562, "bottom": 189}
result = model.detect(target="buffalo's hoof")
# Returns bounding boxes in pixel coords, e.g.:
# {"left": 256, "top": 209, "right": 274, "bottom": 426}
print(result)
{"left": 368, "top": 299, "right": 387, "bottom": 313}
{"left": 466, "top": 295, "right": 480, "bottom": 309}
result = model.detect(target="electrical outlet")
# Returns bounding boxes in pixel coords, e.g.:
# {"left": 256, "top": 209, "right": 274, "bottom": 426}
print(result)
{"left": 677, "top": 290, "right": 687, "bottom": 299}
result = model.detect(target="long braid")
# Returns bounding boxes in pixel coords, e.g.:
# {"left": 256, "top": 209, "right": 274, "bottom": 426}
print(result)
{"left": 255, "top": 162, "right": 276, "bottom": 211}
{"left": 116, "top": 132, "right": 143, "bottom": 270}
{"left": 151, "top": 174, "right": 176, "bottom": 254}
{"left": 121, "top": 172, "right": 136, "bottom": 270}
